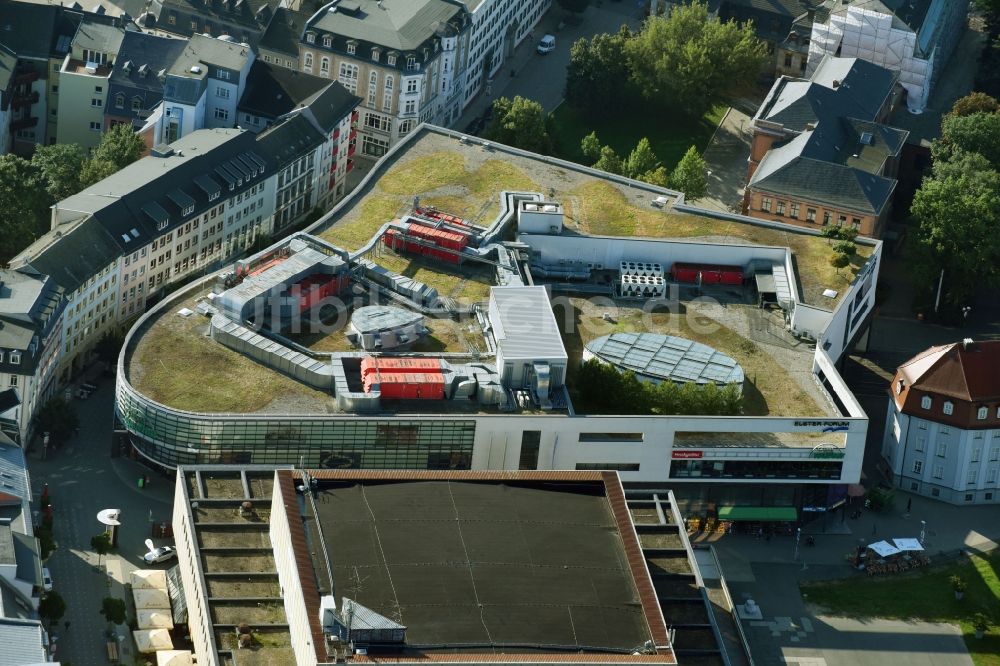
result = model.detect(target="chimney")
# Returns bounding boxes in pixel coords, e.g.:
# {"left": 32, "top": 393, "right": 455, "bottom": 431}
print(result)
{"left": 832, "top": 79, "right": 841, "bottom": 88}
{"left": 962, "top": 338, "right": 975, "bottom": 350}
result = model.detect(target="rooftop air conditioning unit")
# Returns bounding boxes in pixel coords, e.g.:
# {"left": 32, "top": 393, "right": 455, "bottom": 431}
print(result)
{"left": 190, "top": 65, "right": 202, "bottom": 74}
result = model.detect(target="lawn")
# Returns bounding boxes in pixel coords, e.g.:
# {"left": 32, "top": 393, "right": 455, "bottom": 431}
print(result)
{"left": 801, "top": 553, "right": 1000, "bottom": 666}
{"left": 549, "top": 101, "right": 728, "bottom": 170}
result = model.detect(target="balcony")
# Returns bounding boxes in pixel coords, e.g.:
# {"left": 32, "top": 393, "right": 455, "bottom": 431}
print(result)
{"left": 11, "top": 116, "right": 39, "bottom": 131}
{"left": 12, "top": 91, "right": 39, "bottom": 110}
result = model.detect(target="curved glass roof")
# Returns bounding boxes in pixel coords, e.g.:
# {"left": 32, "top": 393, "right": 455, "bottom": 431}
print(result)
{"left": 585, "top": 333, "right": 744, "bottom": 386}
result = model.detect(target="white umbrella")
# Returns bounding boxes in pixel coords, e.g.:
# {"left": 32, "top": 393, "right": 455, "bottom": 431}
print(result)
{"left": 130, "top": 569, "right": 168, "bottom": 590}
{"left": 893, "top": 537, "right": 925, "bottom": 552}
{"left": 868, "top": 540, "right": 902, "bottom": 557}
{"left": 133, "top": 628, "right": 173, "bottom": 653}
{"left": 137, "top": 609, "right": 175, "bottom": 630}
{"left": 133, "top": 588, "right": 171, "bottom": 610}
{"left": 156, "top": 650, "right": 194, "bottom": 666}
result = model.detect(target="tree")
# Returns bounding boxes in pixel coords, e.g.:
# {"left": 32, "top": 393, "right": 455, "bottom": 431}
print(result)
{"left": 821, "top": 224, "right": 841, "bottom": 243}
{"left": 39, "top": 592, "right": 67, "bottom": 624}
{"left": 911, "top": 155, "right": 1000, "bottom": 305}
{"left": 31, "top": 143, "right": 87, "bottom": 201}
{"left": 670, "top": 146, "right": 708, "bottom": 200}
{"left": 592, "top": 145, "right": 623, "bottom": 175}
{"left": 100, "top": 597, "right": 127, "bottom": 626}
{"left": 830, "top": 253, "right": 851, "bottom": 274}
{"left": 91, "top": 532, "right": 112, "bottom": 566}
{"left": 625, "top": 1, "right": 767, "bottom": 114}
{"left": 565, "top": 28, "right": 632, "bottom": 117}
{"left": 557, "top": 0, "right": 590, "bottom": 14}
{"left": 580, "top": 131, "right": 602, "bottom": 162}
{"left": 935, "top": 111, "right": 1000, "bottom": 168}
{"left": 639, "top": 166, "right": 671, "bottom": 188}
{"left": 947, "top": 91, "right": 1000, "bottom": 118}
{"left": 94, "top": 329, "right": 126, "bottom": 364}
{"left": 485, "top": 96, "right": 552, "bottom": 153}
{"left": 34, "top": 397, "right": 79, "bottom": 446}
{"left": 624, "top": 137, "right": 660, "bottom": 179}
{"left": 0, "top": 155, "right": 51, "bottom": 264}
{"left": 80, "top": 123, "right": 145, "bottom": 188}
{"left": 833, "top": 240, "right": 857, "bottom": 259}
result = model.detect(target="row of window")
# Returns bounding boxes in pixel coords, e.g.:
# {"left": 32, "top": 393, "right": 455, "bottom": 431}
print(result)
{"left": 916, "top": 393, "right": 999, "bottom": 420}
{"left": 304, "top": 33, "right": 414, "bottom": 69}
{"left": 760, "top": 197, "right": 862, "bottom": 228}
{"left": 911, "top": 459, "right": 1000, "bottom": 485}
{"left": 0, "top": 351, "right": 21, "bottom": 365}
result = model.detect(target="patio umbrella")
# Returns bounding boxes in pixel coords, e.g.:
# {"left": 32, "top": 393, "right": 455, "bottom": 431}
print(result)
{"left": 156, "top": 650, "right": 194, "bottom": 666}
{"left": 893, "top": 537, "right": 924, "bottom": 552}
{"left": 137, "top": 609, "right": 175, "bottom": 630}
{"left": 133, "top": 628, "right": 173, "bottom": 653}
{"left": 130, "top": 569, "right": 168, "bottom": 590}
{"left": 133, "top": 588, "right": 171, "bottom": 610}
{"left": 868, "top": 540, "right": 902, "bottom": 557}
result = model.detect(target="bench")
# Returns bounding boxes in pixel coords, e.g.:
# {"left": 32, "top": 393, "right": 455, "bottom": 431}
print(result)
{"left": 106, "top": 640, "right": 119, "bottom": 662}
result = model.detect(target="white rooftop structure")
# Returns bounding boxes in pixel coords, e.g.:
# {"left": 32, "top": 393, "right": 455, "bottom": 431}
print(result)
{"left": 584, "top": 333, "right": 745, "bottom": 388}
{"left": 488, "top": 286, "right": 567, "bottom": 393}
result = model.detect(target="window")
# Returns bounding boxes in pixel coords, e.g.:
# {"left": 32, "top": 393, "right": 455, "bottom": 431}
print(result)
{"left": 936, "top": 441, "right": 948, "bottom": 458}
{"left": 943, "top": 401, "right": 954, "bottom": 415}
{"left": 988, "top": 468, "right": 998, "bottom": 484}
{"left": 216, "top": 86, "right": 230, "bottom": 99}
{"left": 306, "top": 32, "right": 315, "bottom": 44}
{"left": 404, "top": 99, "right": 415, "bottom": 115}
{"left": 347, "top": 42, "right": 356, "bottom": 54}
{"left": 132, "top": 97, "right": 142, "bottom": 112}
{"left": 852, "top": 217, "right": 861, "bottom": 229}
{"left": 115, "top": 93, "right": 125, "bottom": 108}
{"left": 323, "top": 35, "right": 332, "bottom": 48}
{"left": 761, "top": 197, "right": 771, "bottom": 212}
{"left": 91, "top": 98, "right": 102, "bottom": 107}
{"left": 823, "top": 211, "right": 831, "bottom": 225}
{"left": 838, "top": 214, "right": 847, "bottom": 226}
{"left": 320, "top": 57, "right": 330, "bottom": 76}
{"left": 992, "top": 447, "right": 1000, "bottom": 462}
{"left": 216, "top": 70, "right": 230, "bottom": 81}
{"left": 790, "top": 203, "right": 800, "bottom": 218}
{"left": 371, "top": 48, "right": 380, "bottom": 62}
{"left": 518, "top": 431, "right": 541, "bottom": 470}
{"left": 965, "top": 493, "right": 974, "bottom": 502}
{"left": 987, "top": 492, "right": 995, "bottom": 500}
{"left": 339, "top": 63, "right": 358, "bottom": 93}
{"left": 776, "top": 201, "right": 786, "bottom": 215}
{"left": 364, "top": 112, "right": 391, "bottom": 132}
{"left": 9, "top": 375, "right": 17, "bottom": 387}
{"left": 576, "top": 462, "right": 640, "bottom": 472}
{"left": 915, "top": 436, "right": 926, "bottom": 452}
{"left": 978, "top": 406, "right": 989, "bottom": 420}
{"left": 931, "top": 488, "right": 940, "bottom": 497}
{"left": 9, "top": 352, "right": 20, "bottom": 365}
{"left": 214, "top": 108, "right": 229, "bottom": 120}
{"left": 912, "top": 460, "right": 924, "bottom": 474}
{"left": 784, "top": 53, "right": 793, "bottom": 67}
{"left": 387, "top": 54, "right": 396, "bottom": 66}
{"left": 973, "top": 446, "right": 982, "bottom": 463}
{"left": 969, "top": 469, "right": 979, "bottom": 484}
{"left": 168, "top": 13, "right": 176, "bottom": 24}
{"left": 806, "top": 208, "right": 816, "bottom": 222}
{"left": 921, "top": 396, "right": 932, "bottom": 409}
{"left": 398, "top": 119, "right": 414, "bottom": 136}
{"left": 89, "top": 121, "right": 101, "bottom": 131}
{"left": 362, "top": 134, "right": 389, "bottom": 157}
{"left": 385, "top": 74, "right": 394, "bottom": 90}
{"left": 95, "top": 85, "right": 103, "bottom": 93}
{"left": 406, "top": 56, "right": 416, "bottom": 70}
{"left": 190, "top": 20, "right": 197, "bottom": 30}
{"left": 304, "top": 53, "right": 313, "bottom": 70}
{"left": 932, "top": 463, "right": 943, "bottom": 479}
{"left": 406, "top": 79, "right": 418, "bottom": 94}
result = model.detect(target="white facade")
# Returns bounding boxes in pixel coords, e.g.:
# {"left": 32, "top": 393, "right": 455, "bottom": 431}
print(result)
{"left": 61, "top": 260, "right": 121, "bottom": 370}
{"left": 462, "top": 0, "right": 551, "bottom": 107}
{"left": 807, "top": 0, "right": 969, "bottom": 112}
{"left": 883, "top": 404, "right": 1000, "bottom": 505}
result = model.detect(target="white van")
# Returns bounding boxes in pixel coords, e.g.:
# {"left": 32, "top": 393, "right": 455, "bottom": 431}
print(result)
{"left": 537, "top": 34, "right": 556, "bottom": 54}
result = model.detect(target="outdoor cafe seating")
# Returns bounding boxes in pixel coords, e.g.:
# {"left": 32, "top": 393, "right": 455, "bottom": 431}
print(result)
{"left": 853, "top": 537, "right": 930, "bottom": 575}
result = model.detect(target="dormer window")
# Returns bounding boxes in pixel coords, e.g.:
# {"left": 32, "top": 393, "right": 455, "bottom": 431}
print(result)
{"left": 371, "top": 47, "right": 380, "bottom": 62}
{"left": 978, "top": 407, "right": 989, "bottom": 420}
{"left": 943, "top": 401, "right": 954, "bottom": 415}
{"left": 323, "top": 35, "right": 332, "bottom": 48}
{"left": 115, "top": 93, "right": 125, "bottom": 109}
{"left": 895, "top": 379, "right": 904, "bottom": 395}
{"left": 387, "top": 53, "right": 397, "bottom": 66}
{"left": 921, "top": 396, "right": 932, "bottom": 409}
{"left": 406, "top": 55, "right": 416, "bottom": 71}
{"left": 9, "top": 351, "right": 20, "bottom": 365}
{"left": 347, "top": 41, "right": 357, "bottom": 55}
{"left": 306, "top": 32, "right": 316, "bottom": 44}
{"left": 182, "top": 204, "right": 194, "bottom": 216}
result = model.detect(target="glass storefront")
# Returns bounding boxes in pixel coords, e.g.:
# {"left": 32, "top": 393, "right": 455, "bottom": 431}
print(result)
{"left": 670, "top": 459, "right": 843, "bottom": 480}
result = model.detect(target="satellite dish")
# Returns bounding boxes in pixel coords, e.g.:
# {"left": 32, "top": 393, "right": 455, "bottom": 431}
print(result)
{"left": 97, "top": 509, "right": 122, "bottom": 526}
{"left": 144, "top": 538, "right": 155, "bottom": 552}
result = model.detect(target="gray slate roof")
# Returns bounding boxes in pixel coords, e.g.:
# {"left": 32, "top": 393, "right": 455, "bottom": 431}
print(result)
{"left": 258, "top": 7, "right": 304, "bottom": 57}
{"left": 237, "top": 60, "right": 330, "bottom": 120}
{"left": 71, "top": 18, "right": 125, "bottom": 57}
{"left": 0, "top": 271, "right": 65, "bottom": 363}
{"left": 107, "top": 31, "right": 189, "bottom": 121}
{"left": 307, "top": 0, "right": 464, "bottom": 52}
{"left": 0, "top": 618, "right": 46, "bottom": 666}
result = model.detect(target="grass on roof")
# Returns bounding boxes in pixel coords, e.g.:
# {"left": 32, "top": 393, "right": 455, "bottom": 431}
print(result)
{"left": 802, "top": 552, "right": 1000, "bottom": 666}
{"left": 564, "top": 181, "right": 871, "bottom": 301}
{"left": 128, "top": 293, "right": 332, "bottom": 413}
{"left": 550, "top": 101, "right": 728, "bottom": 171}
{"left": 320, "top": 152, "right": 540, "bottom": 251}
{"left": 556, "top": 298, "right": 826, "bottom": 417}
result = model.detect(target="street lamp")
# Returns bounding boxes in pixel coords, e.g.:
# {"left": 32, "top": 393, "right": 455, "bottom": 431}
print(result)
{"left": 794, "top": 527, "right": 801, "bottom": 561}
{"left": 919, "top": 520, "right": 926, "bottom": 546}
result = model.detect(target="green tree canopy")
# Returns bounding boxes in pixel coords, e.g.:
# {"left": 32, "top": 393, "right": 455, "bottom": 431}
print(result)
{"left": 580, "top": 131, "right": 602, "bottom": 162}
{"left": 91, "top": 533, "right": 112, "bottom": 565}
{"left": 31, "top": 143, "right": 87, "bottom": 201}
{"left": 593, "top": 145, "right": 623, "bottom": 175}
{"left": 625, "top": 137, "right": 660, "bottom": 179}
{"left": 935, "top": 111, "right": 1000, "bottom": 168}
{"left": 80, "top": 123, "right": 145, "bottom": 188}
{"left": 911, "top": 154, "right": 1000, "bottom": 305}
{"left": 486, "top": 96, "right": 552, "bottom": 153}
{"left": 947, "top": 91, "right": 1000, "bottom": 118}
{"left": 0, "top": 155, "right": 51, "bottom": 265}
{"left": 565, "top": 27, "right": 632, "bottom": 117}
{"left": 624, "top": 1, "right": 767, "bottom": 114}
{"left": 39, "top": 592, "right": 67, "bottom": 624}
{"left": 670, "top": 146, "right": 708, "bottom": 200}
{"left": 100, "top": 597, "right": 127, "bottom": 626}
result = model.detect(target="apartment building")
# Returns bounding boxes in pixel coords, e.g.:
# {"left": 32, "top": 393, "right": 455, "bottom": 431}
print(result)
{"left": 9, "top": 82, "right": 357, "bottom": 379}
{"left": 744, "top": 56, "right": 908, "bottom": 238}
{"left": 807, "top": 0, "right": 969, "bottom": 113}
{"left": 883, "top": 340, "right": 1000, "bottom": 505}
{"left": 236, "top": 60, "right": 329, "bottom": 132}
{"left": 459, "top": 0, "right": 550, "bottom": 106}
{"left": 56, "top": 18, "right": 127, "bottom": 149}
{"left": 146, "top": 0, "right": 287, "bottom": 48}
{"left": 0, "top": 272, "right": 64, "bottom": 445}
{"left": 104, "top": 31, "right": 188, "bottom": 136}
{"left": 292, "top": 0, "right": 471, "bottom": 157}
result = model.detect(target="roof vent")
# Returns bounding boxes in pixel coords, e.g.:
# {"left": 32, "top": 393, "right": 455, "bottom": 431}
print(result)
{"left": 190, "top": 65, "right": 202, "bottom": 74}
{"left": 962, "top": 338, "right": 975, "bottom": 350}
{"left": 138, "top": 63, "right": 149, "bottom": 78}
{"left": 151, "top": 144, "right": 175, "bottom": 158}
{"left": 831, "top": 79, "right": 841, "bottom": 89}
{"left": 860, "top": 131, "right": 874, "bottom": 145}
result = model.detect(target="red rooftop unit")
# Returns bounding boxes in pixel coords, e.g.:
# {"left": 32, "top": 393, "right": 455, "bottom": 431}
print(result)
{"left": 671, "top": 262, "right": 744, "bottom": 285}
{"left": 361, "top": 357, "right": 444, "bottom": 378}
{"left": 363, "top": 372, "right": 446, "bottom": 400}
{"left": 293, "top": 274, "right": 348, "bottom": 313}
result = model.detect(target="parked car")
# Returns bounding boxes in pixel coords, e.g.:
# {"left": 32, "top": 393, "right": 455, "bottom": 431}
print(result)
{"left": 537, "top": 34, "right": 556, "bottom": 54}
{"left": 42, "top": 568, "right": 53, "bottom": 592}
{"left": 143, "top": 545, "right": 176, "bottom": 564}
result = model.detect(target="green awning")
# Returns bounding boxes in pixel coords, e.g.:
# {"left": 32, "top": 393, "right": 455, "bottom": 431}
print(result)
{"left": 717, "top": 506, "right": 798, "bottom": 522}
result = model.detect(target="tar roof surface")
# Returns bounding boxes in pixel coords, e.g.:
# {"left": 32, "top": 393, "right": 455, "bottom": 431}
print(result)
{"left": 314, "top": 479, "right": 653, "bottom": 652}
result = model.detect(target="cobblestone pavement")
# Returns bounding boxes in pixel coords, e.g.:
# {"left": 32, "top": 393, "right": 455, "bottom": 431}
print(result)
{"left": 29, "top": 379, "right": 173, "bottom": 665}
{"left": 698, "top": 107, "right": 753, "bottom": 213}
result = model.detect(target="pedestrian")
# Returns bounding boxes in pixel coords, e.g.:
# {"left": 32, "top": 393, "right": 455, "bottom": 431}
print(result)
{"left": 906, "top": 497, "right": 912, "bottom": 513}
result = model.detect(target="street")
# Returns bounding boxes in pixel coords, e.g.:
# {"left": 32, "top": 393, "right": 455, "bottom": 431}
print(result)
{"left": 29, "top": 379, "right": 174, "bottom": 665}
